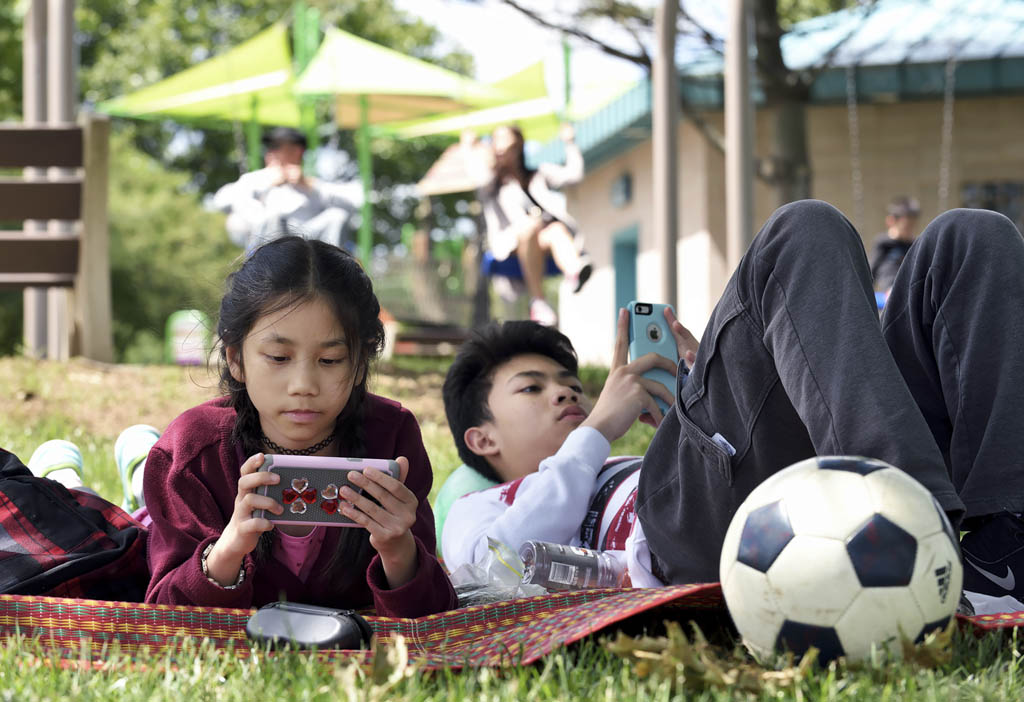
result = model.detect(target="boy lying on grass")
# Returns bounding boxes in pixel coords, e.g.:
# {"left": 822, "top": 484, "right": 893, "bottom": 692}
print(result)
{"left": 442, "top": 200, "right": 1024, "bottom": 618}
{"left": 439, "top": 315, "right": 697, "bottom": 587}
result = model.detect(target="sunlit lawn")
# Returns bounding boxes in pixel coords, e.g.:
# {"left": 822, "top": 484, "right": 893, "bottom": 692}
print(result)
{"left": 1, "top": 355, "right": 1021, "bottom": 701}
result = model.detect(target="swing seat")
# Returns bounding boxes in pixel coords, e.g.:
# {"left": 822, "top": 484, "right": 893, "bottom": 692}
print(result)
{"left": 481, "top": 250, "right": 560, "bottom": 280}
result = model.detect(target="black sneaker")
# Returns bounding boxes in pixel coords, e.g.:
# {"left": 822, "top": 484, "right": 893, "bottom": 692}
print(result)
{"left": 571, "top": 257, "right": 593, "bottom": 294}
{"left": 957, "top": 591, "right": 975, "bottom": 617}
{"left": 960, "top": 512, "right": 1024, "bottom": 615}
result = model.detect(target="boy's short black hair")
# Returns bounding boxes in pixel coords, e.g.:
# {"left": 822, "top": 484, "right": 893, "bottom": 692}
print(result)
{"left": 443, "top": 321, "right": 579, "bottom": 482}
{"left": 886, "top": 196, "right": 920, "bottom": 219}
{"left": 262, "top": 126, "right": 307, "bottom": 150}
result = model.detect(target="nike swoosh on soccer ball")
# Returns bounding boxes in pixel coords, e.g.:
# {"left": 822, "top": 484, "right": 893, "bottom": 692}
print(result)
{"left": 965, "top": 558, "right": 1016, "bottom": 591}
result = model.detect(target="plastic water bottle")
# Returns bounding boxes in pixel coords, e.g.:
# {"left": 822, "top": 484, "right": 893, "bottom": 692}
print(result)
{"left": 519, "top": 541, "right": 626, "bottom": 591}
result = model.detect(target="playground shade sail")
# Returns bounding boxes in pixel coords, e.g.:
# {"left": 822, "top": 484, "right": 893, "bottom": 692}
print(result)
{"left": 387, "top": 61, "right": 635, "bottom": 143}
{"left": 292, "top": 27, "right": 502, "bottom": 127}
{"left": 97, "top": 24, "right": 301, "bottom": 127}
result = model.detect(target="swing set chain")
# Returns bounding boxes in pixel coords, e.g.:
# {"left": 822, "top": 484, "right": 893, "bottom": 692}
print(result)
{"left": 938, "top": 57, "right": 957, "bottom": 212}
{"left": 845, "top": 65, "right": 864, "bottom": 234}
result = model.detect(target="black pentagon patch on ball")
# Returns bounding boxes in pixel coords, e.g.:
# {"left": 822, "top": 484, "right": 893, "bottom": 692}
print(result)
{"left": 915, "top": 616, "right": 951, "bottom": 644}
{"left": 737, "top": 500, "right": 794, "bottom": 573}
{"left": 847, "top": 514, "right": 918, "bottom": 587}
{"left": 776, "top": 621, "right": 844, "bottom": 662}
{"left": 817, "top": 456, "right": 887, "bottom": 475}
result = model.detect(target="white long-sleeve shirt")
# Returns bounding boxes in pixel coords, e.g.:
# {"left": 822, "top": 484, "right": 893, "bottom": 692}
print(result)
{"left": 212, "top": 168, "right": 359, "bottom": 247}
{"left": 441, "top": 427, "right": 663, "bottom": 588}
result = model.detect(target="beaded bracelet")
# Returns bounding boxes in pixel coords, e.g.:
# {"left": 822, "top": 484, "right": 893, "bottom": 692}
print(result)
{"left": 200, "top": 542, "right": 246, "bottom": 590}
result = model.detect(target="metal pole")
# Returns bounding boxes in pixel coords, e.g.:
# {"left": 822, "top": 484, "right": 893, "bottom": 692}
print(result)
{"left": 293, "top": 1, "right": 321, "bottom": 169}
{"left": 562, "top": 36, "right": 572, "bottom": 120}
{"left": 47, "top": 0, "right": 75, "bottom": 361}
{"left": 23, "top": 0, "right": 48, "bottom": 357}
{"left": 357, "top": 94, "right": 373, "bottom": 263}
{"left": 652, "top": 0, "right": 679, "bottom": 306}
{"left": 245, "top": 94, "right": 262, "bottom": 172}
{"left": 726, "top": 0, "right": 755, "bottom": 271}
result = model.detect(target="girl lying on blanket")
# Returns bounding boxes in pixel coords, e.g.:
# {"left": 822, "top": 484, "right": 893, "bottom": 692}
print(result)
{"left": 439, "top": 316, "right": 698, "bottom": 589}
{"left": 140, "top": 236, "right": 455, "bottom": 616}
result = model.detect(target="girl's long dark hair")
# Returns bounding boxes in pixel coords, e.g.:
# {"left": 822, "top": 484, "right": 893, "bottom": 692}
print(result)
{"left": 491, "top": 124, "right": 534, "bottom": 195}
{"left": 217, "top": 236, "right": 385, "bottom": 594}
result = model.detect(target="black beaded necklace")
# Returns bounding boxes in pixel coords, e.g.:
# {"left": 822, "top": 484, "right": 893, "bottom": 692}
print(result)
{"left": 261, "top": 433, "right": 336, "bottom": 456}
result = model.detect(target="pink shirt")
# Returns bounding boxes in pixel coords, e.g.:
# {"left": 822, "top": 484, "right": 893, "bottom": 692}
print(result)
{"left": 272, "top": 526, "right": 326, "bottom": 583}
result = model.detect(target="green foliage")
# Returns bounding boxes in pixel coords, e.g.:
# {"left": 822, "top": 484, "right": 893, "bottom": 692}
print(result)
{"left": 777, "top": 0, "right": 862, "bottom": 29}
{"left": 0, "top": 3, "right": 20, "bottom": 121}
{"left": 73, "top": 0, "right": 476, "bottom": 237}
{"left": 0, "top": 0, "right": 478, "bottom": 357}
{"left": 0, "top": 293, "right": 21, "bottom": 356}
{"left": 106, "top": 127, "right": 240, "bottom": 362}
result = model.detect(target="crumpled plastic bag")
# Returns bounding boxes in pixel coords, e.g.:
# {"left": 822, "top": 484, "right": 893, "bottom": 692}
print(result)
{"left": 448, "top": 537, "right": 547, "bottom": 606}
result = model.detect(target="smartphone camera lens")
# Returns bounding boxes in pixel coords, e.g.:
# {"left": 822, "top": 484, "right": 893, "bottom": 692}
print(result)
{"left": 635, "top": 303, "right": 651, "bottom": 315}
{"left": 646, "top": 323, "right": 662, "bottom": 342}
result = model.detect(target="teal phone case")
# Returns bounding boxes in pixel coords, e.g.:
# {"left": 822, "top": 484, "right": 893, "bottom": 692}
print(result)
{"left": 627, "top": 301, "right": 679, "bottom": 414}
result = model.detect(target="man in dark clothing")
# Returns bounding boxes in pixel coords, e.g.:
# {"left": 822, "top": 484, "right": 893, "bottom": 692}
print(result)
{"left": 636, "top": 200, "right": 1024, "bottom": 615}
{"left": 868, "top": 196, "right": 922, "bottom": 292}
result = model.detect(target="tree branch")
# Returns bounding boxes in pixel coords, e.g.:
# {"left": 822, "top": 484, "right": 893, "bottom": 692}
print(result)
{"left": 498, "top": 0, "right": 651, "bottom": 68}
{"left": 676, "top": 1, "right": 724, "bottom": 55}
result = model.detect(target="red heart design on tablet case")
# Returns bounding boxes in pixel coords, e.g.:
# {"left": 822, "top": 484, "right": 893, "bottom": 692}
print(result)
{"left": 290, "top": 501, "right": 307, "bottom": 514}
{"left": 291, "top": 478, "right": 308, "bottom": 493}
{"left": 321, "top": 499, "right": 339, "bottom": 514}
{"left": 321, "top": 483, "right": 338, "bottom": 500}
{"left": 301, "top": 488, "right": 317, "bottom": 504}
{"left": 282, "top": 488, "right": 298, "bottom": 504}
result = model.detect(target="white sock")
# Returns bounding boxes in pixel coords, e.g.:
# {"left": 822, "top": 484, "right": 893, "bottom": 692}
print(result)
{"left": 131, "top": 460, "right": 146, "bottom": 508}
{"left": 45, "top": 467, "right": 84, "bottom": 491}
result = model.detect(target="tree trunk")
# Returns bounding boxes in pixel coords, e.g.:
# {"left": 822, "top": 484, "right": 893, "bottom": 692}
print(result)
{"left": 752, "top": 0, "right": 813, "bottom": 206}
{"left": 774, "top": 99, "right": 812, "bottom": 203}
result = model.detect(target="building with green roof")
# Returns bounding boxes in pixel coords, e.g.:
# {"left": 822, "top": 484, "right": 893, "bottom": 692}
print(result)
{"left": 545, "top": 0, "right": 1024, "bottom": 365}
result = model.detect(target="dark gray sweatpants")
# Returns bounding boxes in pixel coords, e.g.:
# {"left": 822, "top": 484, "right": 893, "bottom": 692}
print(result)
{"left": 636, "top": 200, "right": 1024, "bottom": 584}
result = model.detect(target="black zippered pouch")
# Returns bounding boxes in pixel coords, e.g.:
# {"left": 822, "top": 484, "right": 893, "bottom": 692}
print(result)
{"left": 245, "top": 601, "right": 373, "bottom": 650}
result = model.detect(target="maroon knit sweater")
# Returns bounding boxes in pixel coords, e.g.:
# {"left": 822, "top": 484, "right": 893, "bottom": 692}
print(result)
{"left": 143, "top": 395, "right": 457, "bottom": 617}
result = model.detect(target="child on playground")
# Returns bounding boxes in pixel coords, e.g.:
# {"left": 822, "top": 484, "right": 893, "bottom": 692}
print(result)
{"left": 140, "top": 236, "right": 456, "bottom": 615}
{"left": 438, "top": 315, "right": 697, "bottom": 588}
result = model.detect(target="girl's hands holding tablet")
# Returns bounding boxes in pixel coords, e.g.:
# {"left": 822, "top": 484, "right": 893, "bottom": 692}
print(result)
{"left": 207, "top": 453, "right": 280, "bottom": 586}
{"left": 341, "top": 456, "right": 419, "bottom": 589}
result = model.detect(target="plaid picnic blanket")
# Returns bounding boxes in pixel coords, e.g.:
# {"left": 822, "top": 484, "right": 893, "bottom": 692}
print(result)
{"left": 1, "top": 585, "right": 721, "bottom": 668}
{"left": 0, "top": 585, "right": 1019, "bottom": 669}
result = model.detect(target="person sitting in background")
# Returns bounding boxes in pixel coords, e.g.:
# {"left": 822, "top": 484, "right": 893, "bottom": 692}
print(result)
{"left": 869, "top": 195, "right": 921, "bottom": 293}
{"left": 462, "top": 124, "right": 592, "bottom": 327}
{"left": 213, "top": 127, "right": 358, "bottom": 253}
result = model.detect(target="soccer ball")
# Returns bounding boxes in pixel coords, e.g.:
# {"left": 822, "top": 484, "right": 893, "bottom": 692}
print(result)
{"left": 719, "top": 456, "right": 962, "bottom": 662}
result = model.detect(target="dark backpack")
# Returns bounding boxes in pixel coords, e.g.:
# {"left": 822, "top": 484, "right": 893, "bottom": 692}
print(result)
{"left": 0, "top": 448, "right": 148, "bottom": 601}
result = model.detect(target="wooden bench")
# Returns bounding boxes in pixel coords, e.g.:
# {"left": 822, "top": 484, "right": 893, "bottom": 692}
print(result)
{"left": 0, "top": 116, "right": 113, "bottom": 361}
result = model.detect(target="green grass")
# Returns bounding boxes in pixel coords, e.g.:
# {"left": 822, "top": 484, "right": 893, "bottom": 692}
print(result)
{"left": 1, "top": 356, "right": 1022, "bottom": 700}
{"left": 1, "top": 626, "right": 1022, "bottom": 701}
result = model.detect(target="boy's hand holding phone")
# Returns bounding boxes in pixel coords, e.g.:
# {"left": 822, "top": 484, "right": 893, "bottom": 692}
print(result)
{"left": 583, "top": 309, "right": 679, "bottom": 441}
{"left": 663, "top": 305, "right": 700, "bottom": 369}
{"left": 583, "top": 304, "right": 701, "bottom": 442}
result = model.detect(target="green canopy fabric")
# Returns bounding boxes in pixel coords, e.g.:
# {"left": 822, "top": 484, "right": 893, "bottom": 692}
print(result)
{"left": 98, "top": 24, "right": 301, "bottom": 127}
{"left": 386, "top": 61, "right": 634, "bottom": 142}
{"left": 292, "top": 26, "right": 508, "bottom": 260}
{"left": 292, "top": 26, "right": 502, "bottom": 126}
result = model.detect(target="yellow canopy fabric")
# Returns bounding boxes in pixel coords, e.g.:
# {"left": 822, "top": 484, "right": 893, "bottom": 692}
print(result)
{"left": 385, "top": 61, "right": 635, "bottom": 142}
{"left": 292, "top": 27, "right": 502, "bottom": 127}
{"left": 98, "top": 24, "right": 301, "bottom": 127}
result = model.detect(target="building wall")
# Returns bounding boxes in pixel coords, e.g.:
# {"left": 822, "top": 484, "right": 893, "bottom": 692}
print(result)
{"left": 559, "top": 94, "right": 1024, "bottom": 366}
